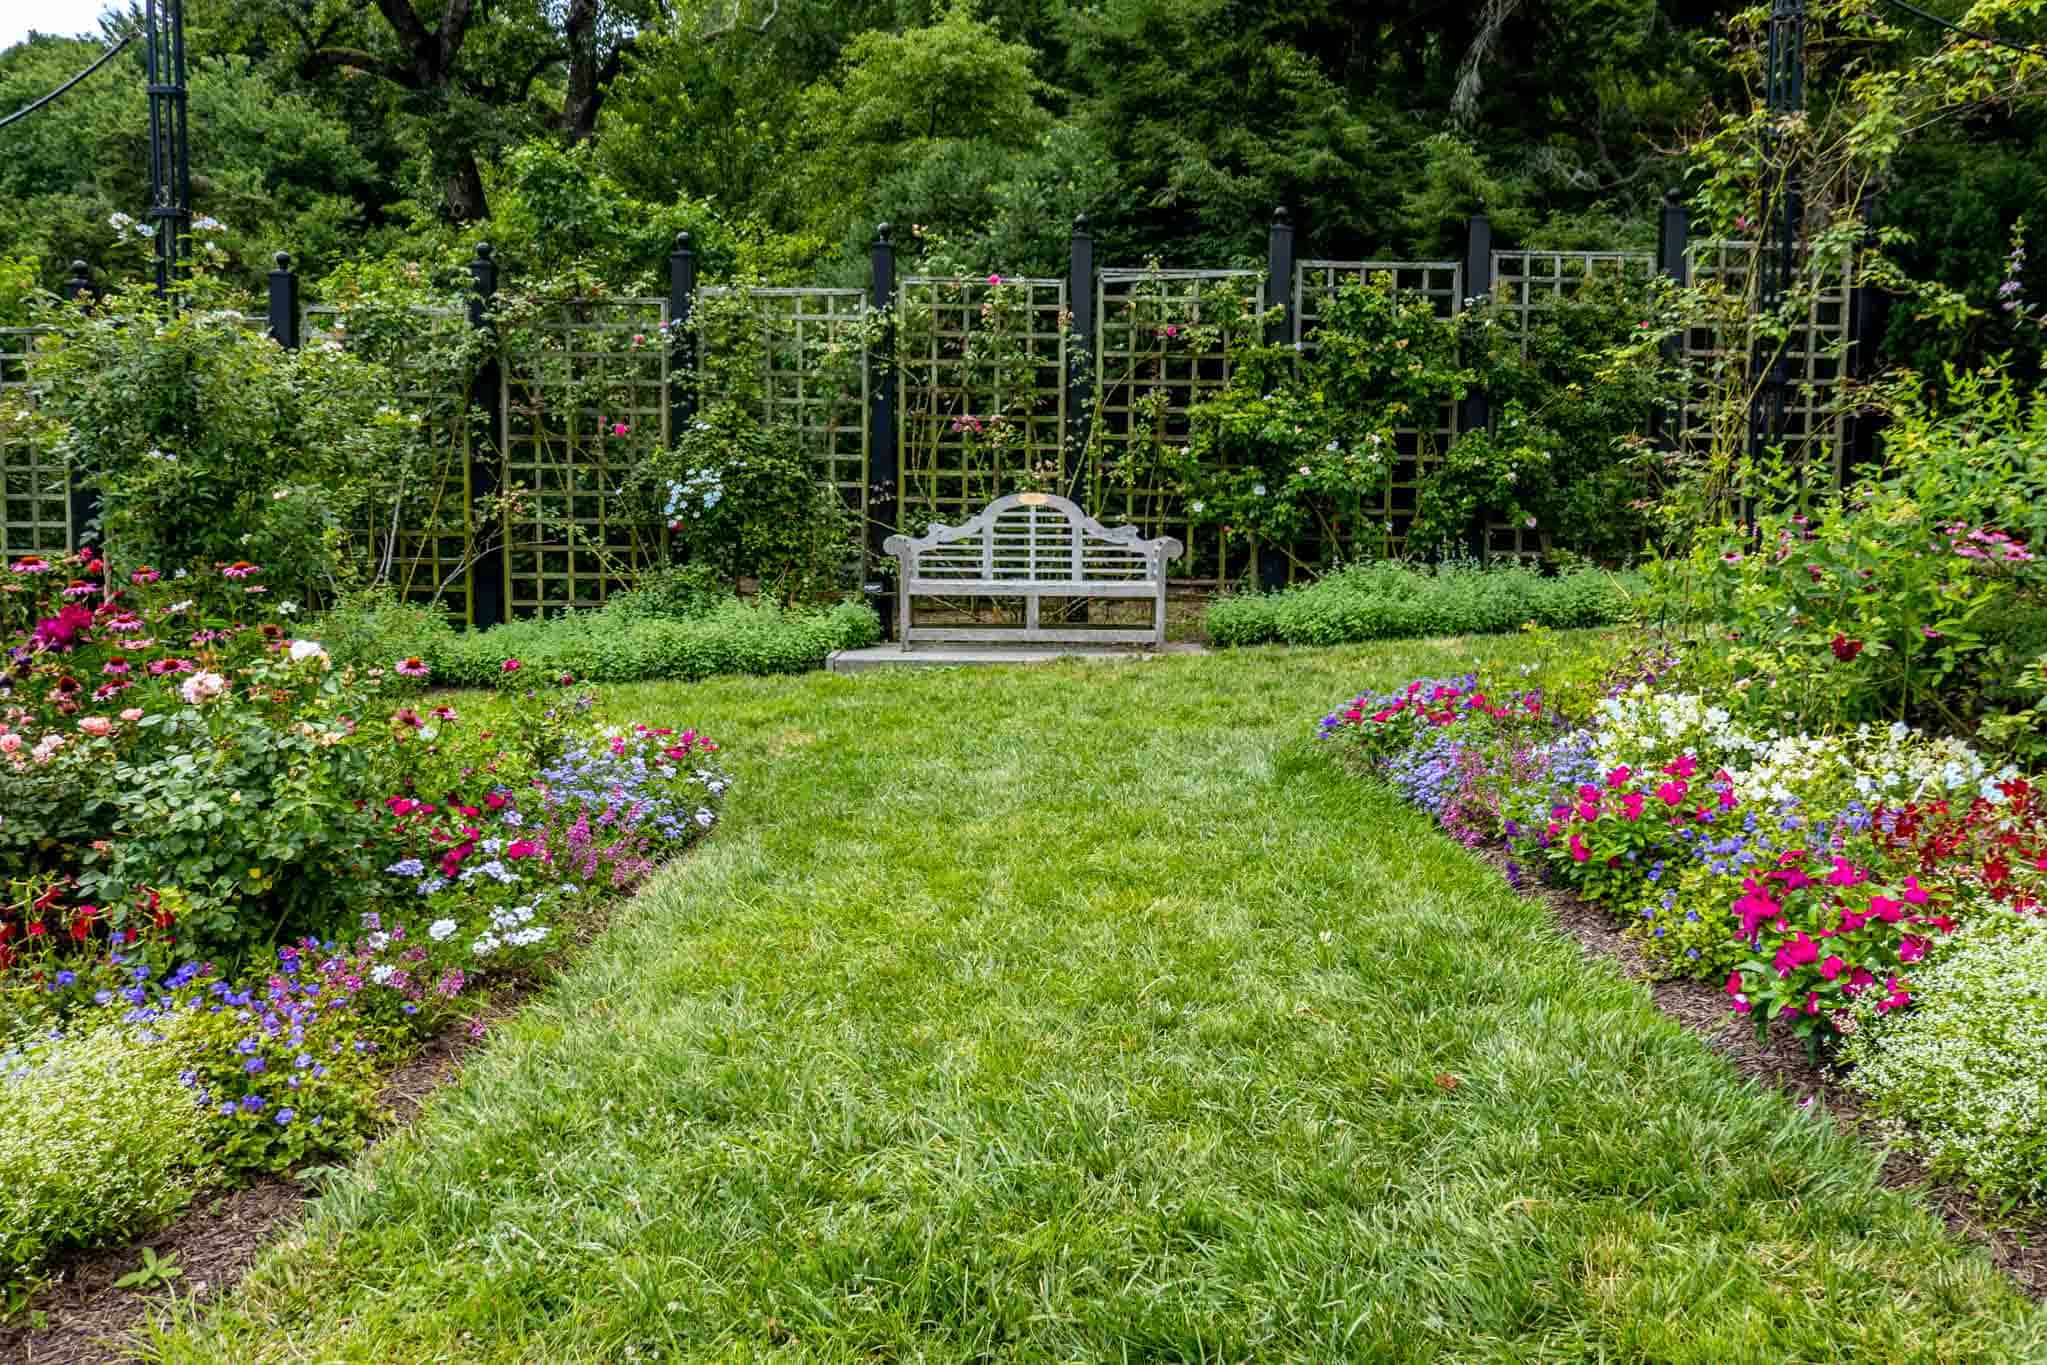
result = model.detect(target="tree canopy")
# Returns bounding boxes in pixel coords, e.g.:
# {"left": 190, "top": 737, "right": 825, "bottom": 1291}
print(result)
{"left": 0, "top": 0, "right": 2041, "bottom": 377}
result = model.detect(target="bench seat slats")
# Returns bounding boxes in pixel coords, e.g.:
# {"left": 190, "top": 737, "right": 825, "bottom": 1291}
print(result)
{"left": 882, "top": 493, "right": 1185, "bottom": 649}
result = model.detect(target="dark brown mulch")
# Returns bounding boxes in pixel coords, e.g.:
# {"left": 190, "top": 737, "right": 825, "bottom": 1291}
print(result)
{"left": 0, "top": 989, "right": 528, "bottom": 1365}
{"left": 1501, "top": 850, "right": 2047, "bottom": 1300}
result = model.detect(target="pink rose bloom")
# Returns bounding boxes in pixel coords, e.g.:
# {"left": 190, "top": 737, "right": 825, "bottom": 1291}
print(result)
{"left": 119, "top": 706, "right": 144, "bottom": 722}
{"left": 77, "top": 716, "right": 113, "bottom": 737}
{"left": 0, "top": 734, "right": 20, "bottom": 755}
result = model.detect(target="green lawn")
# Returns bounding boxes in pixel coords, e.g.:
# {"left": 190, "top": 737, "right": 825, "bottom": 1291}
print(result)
{"left": 146, "top": 637, "right": 2046, "bottom": 1362}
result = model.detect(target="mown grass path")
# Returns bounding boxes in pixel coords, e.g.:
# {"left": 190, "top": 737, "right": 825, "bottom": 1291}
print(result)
{"left": 150, "top": 638, "right": 2046, "bottom": 1362}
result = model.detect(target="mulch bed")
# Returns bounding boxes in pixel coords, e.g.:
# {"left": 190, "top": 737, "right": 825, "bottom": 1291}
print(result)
{"left": 0, "top": 989, "right": 528, "bottom": 1365}
{"left": 1499, "top": 849, "right": 2047, "bottom": 1299}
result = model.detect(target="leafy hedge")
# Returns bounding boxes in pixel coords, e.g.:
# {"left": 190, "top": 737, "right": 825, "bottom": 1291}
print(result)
{"left": 317, "top": 594, "right": 881, "bottom": 686}
{"left": 1205, "top": 563, "right": 1639, "bottom": 647}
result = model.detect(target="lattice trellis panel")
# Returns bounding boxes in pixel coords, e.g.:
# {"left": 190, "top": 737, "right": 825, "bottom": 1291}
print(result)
{"left": 696, "top": 286, "right": 869, "bottom": 555}
{"left": 1090, "top": 268, "right": 1262, "bottom": 583}
{"left": 1292, "top": 260, "right": 1464, "bottom": 565}
{"left": 1481, "top": 251, "right": 1658, "bottom": 559}
{"left": 0, "top": 328, "right": 70, "bottom": 558}
{"left": 896, "top": 275, "right": 1067, "bottom": 538}
{"left": 1490, "top": 251, "right": 1653, "bottom": 348}
{"left": 500, "top": 298, "right": 670, "bottom": 615}
{"left": 1681, "top": 240, "right": 1850, "bottom": 491}
{"left": 304, "top": 305, "right": 476, "bottom": 621}
{"left": 1296, "top": 260, "right": 1462, "bottom": 330}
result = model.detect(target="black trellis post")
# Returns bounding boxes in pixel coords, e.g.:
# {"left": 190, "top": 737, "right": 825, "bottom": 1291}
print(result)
{"left": 867, "top": 223, "right": 898, "bottom": 636}
{"left": 1657, "top": 187, "right": 1690, "bottom": 287}
{"left": 1654, "top": 188, "right": 1689, "bottom": 445}
{"left": 62, "top": 262, "right": 99, "bottom": 546}
{"left": 1066, "top": 214, "right": 1096, "bottom": 472}
{"left": 141, "top": 0, "right": 191, "bottom": 301}
{"left": 1263, "top": 207, "right": 1295, "bottom": 345}
{"left": 667, "top": 232, "right": 696, "bottom": 436}
{"left": 61, "top": 260, "right": 93, "bottom": 305}
{"left": 467, "top": 243, "right": 506, "bottom": 629}
{"left": 1256, "top": 207, "right": 1296, "bottom": 589}
{"left": 267, "top": 252, "right": 300, "bottom": 350}
{"left": 1750, "top": 0, "right": 1808, "bottom": 517}
{"left": 1460, "top": 211, "right": 1494, "bottom": 560}
{"left": 1460, "top": 210, "right": 1493, "bottom": 436}
{"left": 1844, "top": 207, "right": 1887, "bottom": 478}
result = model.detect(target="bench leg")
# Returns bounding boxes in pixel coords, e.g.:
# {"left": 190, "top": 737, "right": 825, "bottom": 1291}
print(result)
{"left": 1154, "top": 582, "right": 1166, "bottom": 649}
{"left": 1025, "top": 594, "right": 1040, "bottom": 638}
{"left": 899, "top": 584, "right": 912, "bottom": 650}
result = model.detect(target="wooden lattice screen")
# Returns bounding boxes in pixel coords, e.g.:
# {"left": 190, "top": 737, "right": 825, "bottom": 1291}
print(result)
{"left": 1681, "top": 240, "right": 1850, "bottom": 489}
{"left": 0, "top": 328, "right": 70, "bottom": 557}
{"left": 499, "top": 297, "right": 671, "bottom": 615}
{"left": 696, "top": 286, "right": 870, "bottom": 536}
{"left": 895, "top": 274, "right": 1068, "bottom": 537}
{"left": 1292, "top": 260, "right": 1463, "bottom": 564}
{"left": 303, "top": 305, "right": 477, "bottom": 621}
{"left": 1484, "top": 250, "right": 1658, "bottom": 559}
{"left": 1090, "top": 267, "right": 1262, "bottom": 583}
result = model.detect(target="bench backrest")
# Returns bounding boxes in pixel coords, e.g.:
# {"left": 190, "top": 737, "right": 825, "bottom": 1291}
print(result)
{"left": 883, "top": 493, "right": 1181, "bottom": 584}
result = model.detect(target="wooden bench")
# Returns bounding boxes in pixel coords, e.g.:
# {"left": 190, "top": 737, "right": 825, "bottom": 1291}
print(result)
{"left": 882, "top": 492, "right": 1184, "bottom": 649}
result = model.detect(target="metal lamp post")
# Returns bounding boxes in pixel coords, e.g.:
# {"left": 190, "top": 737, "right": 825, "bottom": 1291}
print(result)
{"left": 142, "top": 0, "right": 192, "bottom": 299}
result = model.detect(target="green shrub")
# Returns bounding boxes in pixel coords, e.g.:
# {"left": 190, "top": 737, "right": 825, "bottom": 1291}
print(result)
{"left": 311, "top": 589, "right": 457, "bottom": 674}
{"left": 1205, "top": 562, "right": 1638, "bottom": 647}
{"left": 1648, "top": 367, "right": 2047, "bottom": 758}
{"left": 0, "top": 1025, "right": 206, "bottom": 1286}
{"left": 428, "top": 596, "right": 880, "bottom": 686}
{"left": 1840, "top": 916, "right": 2047, "bottom": 1204}
{"left": 623, "top": 402, "right": 858, "bottom": 603}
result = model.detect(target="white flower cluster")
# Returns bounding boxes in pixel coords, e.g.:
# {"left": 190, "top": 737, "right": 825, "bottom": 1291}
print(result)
{"left": 470, "top": 898, "right": 551, "bottom": 957}
{"left": 1594, "top": 689, "right": 2012, "bottom": 808}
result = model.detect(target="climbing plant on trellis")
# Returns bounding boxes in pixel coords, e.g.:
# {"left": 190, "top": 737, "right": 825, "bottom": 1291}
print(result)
{"left": 0, "top": 328, "right": 71, "bottom": 556}
{"left": 1680, "top": 239, "right": 1851, "bottom": 499}
{"left": 1480, "top": 250, "right": 1659, "bottom": 559}
{"left": 1291, "top": 260, "right": 1462, "bottom": 564}
{"left": 303, "top": 304, "right": 479, "bottom": 620}
{"left": 495, "top": 294, "right": 671, "bottom": 615}
{"left": 694, "top": 285, "right": 871, "bottom": 538}
{"left": 895, "top": 274, "right": 1068, "bottom": 537}
{"left": 1089, "top": 267, "right": 1263, "bottom": 582}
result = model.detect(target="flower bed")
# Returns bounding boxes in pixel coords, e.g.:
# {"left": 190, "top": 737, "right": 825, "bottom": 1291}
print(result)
{"left": 0, "top": 551, "right": 729, "bottom": 1288}
{"left": 1319, "top": 655, "right": 2047, "bottom": 1205}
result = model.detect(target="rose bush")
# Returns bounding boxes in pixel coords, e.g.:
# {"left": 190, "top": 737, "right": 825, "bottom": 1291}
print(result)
{"left": 0, "top": 545, "right": 734, "bottom": 1290}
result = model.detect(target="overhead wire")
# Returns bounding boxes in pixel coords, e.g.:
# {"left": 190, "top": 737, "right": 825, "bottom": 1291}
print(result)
{"left": 1876, "top": 0, "right": 2047, "bottom": 59}
{"left": 0, "top": 34, "right": 137, "bottom": 133}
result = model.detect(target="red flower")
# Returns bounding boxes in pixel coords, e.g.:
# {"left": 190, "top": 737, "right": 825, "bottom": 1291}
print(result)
{"left": 1830, "top": 634, "right": 1863, "bottom": 662}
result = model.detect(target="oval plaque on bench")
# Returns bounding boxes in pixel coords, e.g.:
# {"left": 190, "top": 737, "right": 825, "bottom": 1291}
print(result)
{"left": 1017, "top": 492, "right": 1049, "bottom": 506}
